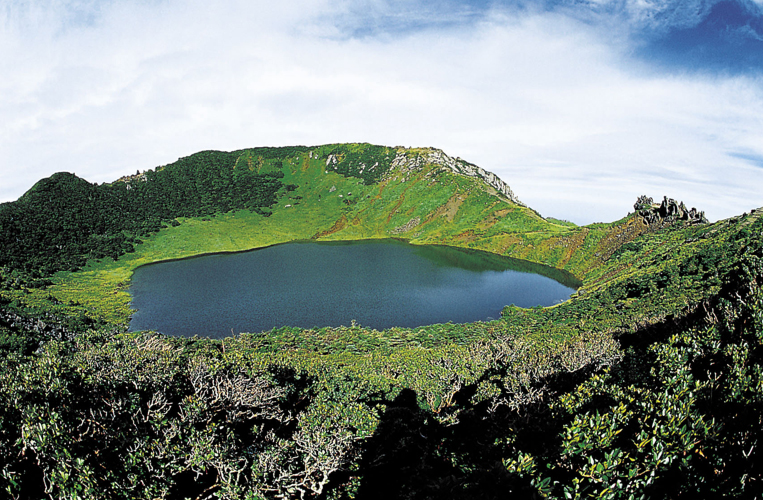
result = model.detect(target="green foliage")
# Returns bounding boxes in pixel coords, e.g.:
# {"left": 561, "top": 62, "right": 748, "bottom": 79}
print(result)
{"left": 323, "top": 144, "right": 397, "bottom": 185}
{"left": 0, "top": 152, "right": 285, "bottom": 276}
{"left": 2, "top": 143, "right": 763, "bottom": 498}
{"left": 498, "top": 215, "right": 763, "bottom": 499}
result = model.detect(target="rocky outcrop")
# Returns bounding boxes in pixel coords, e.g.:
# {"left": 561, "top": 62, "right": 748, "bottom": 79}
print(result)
{"left": 635, "top": 195, "right": 707, "bottom": 225}
{"left": 392, "top": 217, "right": 421, "bottom": 234}
{"left": 387, "top": 148, "right": 523, "bottom": 206}
{"left": 115, "top": 170, "right": 148, "bottom": 184}
{"left": 426, "top": 149, "right": 523, "bottom": 205}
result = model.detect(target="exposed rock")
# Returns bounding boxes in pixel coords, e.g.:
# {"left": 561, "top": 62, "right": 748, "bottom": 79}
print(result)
{"left": 392, "top": 217, "right": 421, "bottom": 234}
{"left": 635, "top": 195, "right": 707, "bottom": 225}
{"left": 387, "top": 148, "right": 523, "bottom": 206}
{"left": 115, "top": 170, "right": 148, "bottom": 184}
{"left": 427, "top": 149, "right": 523, "bottom": 205}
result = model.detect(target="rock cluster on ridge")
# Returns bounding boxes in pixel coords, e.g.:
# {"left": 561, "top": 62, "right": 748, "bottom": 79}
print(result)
{"left": 635, "top": 195, "right": 707, "bottom": 225}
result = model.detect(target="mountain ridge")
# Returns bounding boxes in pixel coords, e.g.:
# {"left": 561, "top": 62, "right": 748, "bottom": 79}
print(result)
{"left": 0, "top": 142, "right": 696, "bottom": 292}
{"left": 4, "top": 143, "right": 761, "bottom": 499}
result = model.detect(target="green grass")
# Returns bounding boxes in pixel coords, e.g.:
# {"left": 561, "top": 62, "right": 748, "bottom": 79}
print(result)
{"left": 31, "top": 147, "right": 619, "bottom": 331}
{"left": 3, "top": 144, "right": 761, "bottom": 499}
{"left": 3, "top": 144, "right": 713, "bottom": 345}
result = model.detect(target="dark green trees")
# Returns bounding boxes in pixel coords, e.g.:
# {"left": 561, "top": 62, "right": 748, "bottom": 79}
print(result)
{"left": 0, "top": 151, "right": 286, "bottom": 276}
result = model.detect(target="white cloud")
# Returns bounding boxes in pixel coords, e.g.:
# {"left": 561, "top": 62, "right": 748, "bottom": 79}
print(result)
{"left": 1, "top": 0, "right": 763, "bottom": 225}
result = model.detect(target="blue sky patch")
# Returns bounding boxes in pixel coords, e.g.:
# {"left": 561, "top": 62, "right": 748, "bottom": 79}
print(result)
{"left": 637, "top": 1, "right": 763, "bottom": 74}
{"left": 336, "top": 0, "right": 763, "bottom": 74}
{"left": 729, "top": 150, "right": 763, "bottom": 168}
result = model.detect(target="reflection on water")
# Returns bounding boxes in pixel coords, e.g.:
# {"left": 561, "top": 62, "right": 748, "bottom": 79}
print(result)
{"left": 129, "top": 239, "right": 578, "bottom": 338}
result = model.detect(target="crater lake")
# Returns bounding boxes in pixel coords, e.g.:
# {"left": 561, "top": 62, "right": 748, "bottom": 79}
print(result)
{"left": 128, "top": 239, "right": 579, "bottom": 338}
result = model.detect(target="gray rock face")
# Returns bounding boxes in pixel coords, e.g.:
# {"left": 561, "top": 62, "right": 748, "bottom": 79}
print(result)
{"left": 388, "top": 148, "right": 523, "bottom": 205}
{"left": 635, "top": 195, "right": 707, "bottom": 225}
{"left": 392, "top": 217, "right": 421, "bottom": 234}
{"left": 426, "top": 149, "right": 523, "bottom": 205}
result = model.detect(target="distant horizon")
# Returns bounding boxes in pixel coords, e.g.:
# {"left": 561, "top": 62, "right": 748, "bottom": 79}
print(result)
{"left": 2, "top": 0, "right": 763, "bottom": 225}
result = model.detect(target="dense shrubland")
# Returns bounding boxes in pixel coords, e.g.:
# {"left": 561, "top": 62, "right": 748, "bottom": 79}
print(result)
{"left": 1, "top": 144, "right": 762, "bottom": 498}
{"left": 0, "top": 151, "right": 284, "bottom": 275}
{"left": 323, "top": 145, "right": 398, "bottom": 185}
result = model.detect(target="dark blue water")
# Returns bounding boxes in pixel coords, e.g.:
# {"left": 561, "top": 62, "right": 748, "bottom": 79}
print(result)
{"left": 128, "top": 239, "right": 579, "bottom": 338}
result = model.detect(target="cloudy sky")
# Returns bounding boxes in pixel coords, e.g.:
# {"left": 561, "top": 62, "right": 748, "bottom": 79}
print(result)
{"left": 2, "top": 0, "right": 763, "bottom": 224}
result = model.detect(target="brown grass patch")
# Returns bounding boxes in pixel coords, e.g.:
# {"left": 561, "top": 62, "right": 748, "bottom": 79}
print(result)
{"left": 426, "top": 190, "right": 465, "bottom": 223}
{"left": 312, "top": 214, "right": 348, "bottom": 239}
{"left": 455, "top": 230, "right": 477, "bottom": 243}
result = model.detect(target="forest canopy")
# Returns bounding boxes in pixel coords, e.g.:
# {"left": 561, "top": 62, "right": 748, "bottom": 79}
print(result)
{"left": 0, "top": 150, "right": 284, "bottom": 275}
{"left": 1, "top": 144, "right": 762, "bottom": 499}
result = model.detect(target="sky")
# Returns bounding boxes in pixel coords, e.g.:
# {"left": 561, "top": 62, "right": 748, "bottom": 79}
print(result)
{"left": 2, "top": 0, "right": 763, "bottom": 224}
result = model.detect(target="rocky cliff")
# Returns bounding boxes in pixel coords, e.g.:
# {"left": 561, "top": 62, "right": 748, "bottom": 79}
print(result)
{"left": 384, "top": 147, "right": 523, "bottom": 205}
{"left": 634, "top": 195, "right": 707, "bottom": 225}
{"left": 427, "top": 149, "right": 523, "bottom": 205}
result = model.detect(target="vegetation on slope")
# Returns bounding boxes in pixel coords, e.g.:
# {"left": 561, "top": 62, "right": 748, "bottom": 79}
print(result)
{"left": 1, "top": 143, "right": 652, "bottom": 330}
{"left": 1, "top": 143, "right": 760, "bottom": 498}
{"left": 0, "top": 150, "right": 284, "bottom": 275}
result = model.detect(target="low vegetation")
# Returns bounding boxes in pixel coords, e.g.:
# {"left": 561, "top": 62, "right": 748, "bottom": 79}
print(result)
{"left": 1, "top": 143, "right": 761, "bottom": 498}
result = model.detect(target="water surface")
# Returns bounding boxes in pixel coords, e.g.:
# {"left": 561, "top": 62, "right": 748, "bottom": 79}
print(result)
{"left": 129, "top": 239, "right": 579, "bottom": 338}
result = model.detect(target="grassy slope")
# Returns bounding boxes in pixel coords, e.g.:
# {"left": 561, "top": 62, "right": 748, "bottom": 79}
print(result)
{"left": 5, "top": 210, "right": 757, "bottom": 499}
{"left": 11, "top": 144, "right": 648, "bottom": 328}
{"left": 3, "top": 144, "right": 762, "bottom": 498}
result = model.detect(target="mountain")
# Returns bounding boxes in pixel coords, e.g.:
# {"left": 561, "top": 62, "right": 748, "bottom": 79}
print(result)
{"left": 0, "top": 143, "right": 653, "bottom": 283}
{"left": 1, "top": 143, "right": 762, "bottom": 499}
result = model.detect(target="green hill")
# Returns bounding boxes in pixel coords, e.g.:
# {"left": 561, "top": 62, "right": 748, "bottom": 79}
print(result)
{"left": 1, "top": 143, "right": 761, "bottom": 499}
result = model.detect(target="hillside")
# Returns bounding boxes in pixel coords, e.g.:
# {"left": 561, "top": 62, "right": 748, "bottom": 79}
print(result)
{"left": 2, "top": 143, "right": 650, "bottom": 326}
{"left": 1, "top": 144, "right": 762, "bottom": 499}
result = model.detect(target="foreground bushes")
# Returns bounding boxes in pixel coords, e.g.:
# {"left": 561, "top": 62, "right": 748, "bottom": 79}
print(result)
{"left": 501, "top": 224, "right": 763, "bottom": 499}
{"left": 1, "top": 192, "right": 762, "bottom": 497}
{"left": 6, "top": 282, "right": 759, "bottom": 499}
{"left": 0, "top": 320, "right": 626, "bottom": 499}
{"left": 1, "top": 216, "right": 762, "bottom": 498}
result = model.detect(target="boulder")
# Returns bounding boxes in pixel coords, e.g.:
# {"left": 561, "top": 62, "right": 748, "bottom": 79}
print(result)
{"left": 635, "top": 195, "right": 707, "bottom": 225}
